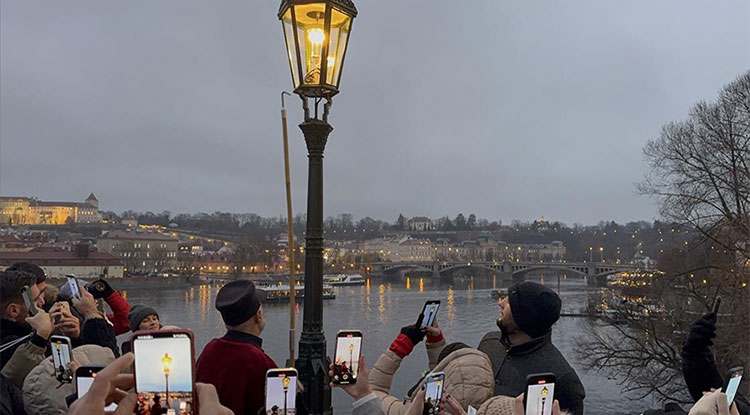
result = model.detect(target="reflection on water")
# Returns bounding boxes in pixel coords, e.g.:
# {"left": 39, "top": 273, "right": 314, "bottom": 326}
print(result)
{"left": 117, "top": 274, "right": 645, "bottom": 415}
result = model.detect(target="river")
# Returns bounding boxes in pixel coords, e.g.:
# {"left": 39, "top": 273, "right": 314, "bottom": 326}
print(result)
{"left": 119, "top": 275, "right": 657, "bottom": 415}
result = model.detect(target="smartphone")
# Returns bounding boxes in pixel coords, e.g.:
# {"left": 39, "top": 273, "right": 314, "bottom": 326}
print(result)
{"left": 50, "top": 335, "right": 73, "bottom": 383}
{"left": 76, "top": 366, "right": 118, "bottom": 411}
{"left": 21, "top": 285, "right": 37, "bottom": 317}
{"left": 419, "top": 300, "right": 440, "bottom": 328}
{"left": 66, "top": 276, "right": 81, "bottom": 299}
{"left": 133, "top": 329, "right": 196, "bottom": 415}
{"left": 332, "top": 330, "right": 362, "bottom": 385}
{"left": 423, "top": 372, "right": 445, "bottom": 415}
{"left": 265, "top": 368, "right": 297, "bottom": 415}
{"left": 722, "top": 367, "right": 743, "bottom": 407}
{"left": 524, "top": 373, "right": 556, "bottom": 415}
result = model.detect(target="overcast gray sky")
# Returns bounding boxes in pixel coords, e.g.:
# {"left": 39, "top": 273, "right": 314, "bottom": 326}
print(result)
{"left": 1, "top": 1, "right": 748, "bottom": 225}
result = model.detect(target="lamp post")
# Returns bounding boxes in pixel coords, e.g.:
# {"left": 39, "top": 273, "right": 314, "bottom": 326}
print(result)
{"left": 282, "top": 377, "right": 291, "bottom": 415}
{"left": 278, "top": 1, "right": 357, "bottom": 414}
{"left": 161, "top": 353, "right": 172, "bottom": 402}
{"left": 348, "top": 343, "right": 354, "bottom": 372}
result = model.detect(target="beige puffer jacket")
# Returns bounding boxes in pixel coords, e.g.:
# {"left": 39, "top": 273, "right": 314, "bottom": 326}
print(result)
{"left": 370, "top": 338, "right": 494, "bottom": 415}
{"left": 22, "top": 344, "right": 115, "bottom": 415}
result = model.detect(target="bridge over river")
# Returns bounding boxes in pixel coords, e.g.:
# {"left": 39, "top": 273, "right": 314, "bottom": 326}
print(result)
{"left": 367, "top": 260, "right": 644, "bottom": 286}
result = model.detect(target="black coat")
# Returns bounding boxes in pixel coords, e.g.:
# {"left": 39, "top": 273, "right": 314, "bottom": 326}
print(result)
{"left": 478, "top": 331, "right": 586, "bottom": 415}
{"left": 0, "top": 375, "right": 26, "bottom": 415}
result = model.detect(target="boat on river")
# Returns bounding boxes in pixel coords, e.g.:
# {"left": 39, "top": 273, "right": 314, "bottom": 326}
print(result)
{"left": 490, "top": 289, "right": 508, "bottom": 299}
{"left": 323, "top": 274, "right": 366, "bottom": 286}
{"left": 259, "top": 283, "right": 336, "bottom": 303}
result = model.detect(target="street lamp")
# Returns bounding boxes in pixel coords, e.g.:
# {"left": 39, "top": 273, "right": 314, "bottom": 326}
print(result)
{"left": 282, "top": 377, "right": 291, "bottom": 415}
{"left": 278, "top": 1, "right": 357, "bottom": 414}
{"left": 161, "top": 353, "right": 172, "bottom": 401}
{"left": 348, "top": 343, "right": 354, "bottom": 372}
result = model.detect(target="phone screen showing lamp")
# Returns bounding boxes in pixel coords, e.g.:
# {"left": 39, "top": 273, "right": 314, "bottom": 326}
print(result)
{"left": 423, "top": 372, "right": 445, "bottom": 415}
{"left": 67, "top": 277, "right": 81, "bottom": 299}
{"left": 724, "top": 369, "right": 743, "bottom": 406}
{"left": 421, "top": 301, "right": 440, "bottom": 328}
{"left": 332, "top": 331, "right": 362, "bottom": 385}
{"left": 77, "top": 368, "right": 118, "bottom": 411}
{"left": 50, "top": 336, "right": 72, "bottom": 383}
{"left": 525, "top": 378, "right": 555, "bottom": 415}
{"left": 265, "top": 369, "right": 297, "bottom": 415}
{"left": 133, "top": 332, "right": 195, "bottom": 415}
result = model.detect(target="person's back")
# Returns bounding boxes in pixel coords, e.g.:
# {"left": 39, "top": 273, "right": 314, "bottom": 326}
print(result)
{"left": 197, "top": 331, "right": 277, "bottom": 414}
{"left": 479, "top": 281, "right": 585, "bottom": 415}
{"left": 195, "top": 280, "right": 275, "bottom": 415}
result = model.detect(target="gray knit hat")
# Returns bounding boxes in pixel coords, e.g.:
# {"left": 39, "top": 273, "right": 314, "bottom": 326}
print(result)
{"left": 128, "top": 304, "right": 159, "bottom": 332}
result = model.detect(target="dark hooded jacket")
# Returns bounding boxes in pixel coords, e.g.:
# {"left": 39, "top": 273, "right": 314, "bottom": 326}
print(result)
{"left": 478, "top": 331, "right": 585, "bottom": 415}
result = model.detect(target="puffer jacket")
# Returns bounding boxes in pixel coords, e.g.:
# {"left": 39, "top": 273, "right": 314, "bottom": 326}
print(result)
{"left": 370, "top": 337, "right": 494, "bottom": 415}
{"left": 22, "top": 344, "right": 115, "bottom": 415}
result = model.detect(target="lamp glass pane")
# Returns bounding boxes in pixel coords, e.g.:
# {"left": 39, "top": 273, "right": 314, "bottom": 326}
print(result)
{"left": 281, "top": 8, "right": 300, "bottom": 88}
{"left": 325, "top": 8, "right": 351, "bottom": 87}
{"left": 294, "top": 3, "right": 327, "bottom": 87}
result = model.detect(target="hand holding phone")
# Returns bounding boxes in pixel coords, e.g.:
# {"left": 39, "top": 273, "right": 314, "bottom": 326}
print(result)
{"left": 423, "top": 372, "right": 445, "bottom": 415}
{"left": 50, "top": 335, "right": 73, "bottom": 383}
{"left": 66, "top": 276, "right": 82, "bottom": 299}
{"left": 332, "top": 331, "right": 363, "bottom": 385}
{"left": 524, "top": 373, "right": 556, "bottom": 415}
{"left": 133, "top": 329, "right": 196, "bottom": 415}
{"left": 419, "top": 301, "right": 440, "bottom": 329}
{"left": 76, "top": 366, "right": 118, "bottom": 411}
{"left": 266, "top": 369, "right": 297, "bottom": 415}
{"left": 21, "top": 285, "right": 37, "bottom": 317}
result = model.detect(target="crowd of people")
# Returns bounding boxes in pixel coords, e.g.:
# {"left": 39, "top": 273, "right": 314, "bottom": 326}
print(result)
{"left": 0, "top": 262, "right": 746, "bottom": 415}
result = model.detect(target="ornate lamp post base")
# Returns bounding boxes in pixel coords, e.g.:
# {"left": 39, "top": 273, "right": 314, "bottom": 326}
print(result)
{"left": 296, "top": 119, "right": 333, "bottom": 415}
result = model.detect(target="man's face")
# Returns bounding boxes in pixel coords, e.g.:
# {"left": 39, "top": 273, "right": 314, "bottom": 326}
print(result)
{"left": 496, "top": 297, "right": 518, "bottom": 335}
{"left": 256, "top": 306, "right": 266, "bottom": 333}
{"left": 31, "top": 284, "right": 45, "bottom": 309}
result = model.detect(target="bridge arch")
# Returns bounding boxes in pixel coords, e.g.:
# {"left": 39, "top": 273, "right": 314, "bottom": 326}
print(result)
{"left": 382, "top": 264, "right": 433, "bottom": 274}
{"left": 510, "top": 265, "right": 589, "bottom": 279}
{"left": 439, "top": 263, "right": 504, "bottom": 275}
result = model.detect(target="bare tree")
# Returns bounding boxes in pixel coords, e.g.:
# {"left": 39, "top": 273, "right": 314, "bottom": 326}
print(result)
{"left": 578, "top": 71, "right": 750, "bottom": 403}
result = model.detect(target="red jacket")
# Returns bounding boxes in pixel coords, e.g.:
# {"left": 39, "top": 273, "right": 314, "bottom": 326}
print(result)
{"left": 196, "top": 331, "right": 277, "bottom": 415}
{"left": 103, "top": 291, "right": 131, "bottom": 336}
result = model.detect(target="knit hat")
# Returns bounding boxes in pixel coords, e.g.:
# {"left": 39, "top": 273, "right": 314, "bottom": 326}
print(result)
{"left": 508, "top": 281, "right": 561, "bottom": 338}
{"left": 477, "top": 396, "right": 516, "bottom": 415}
{"left": 128, "top": 304, "right": 159, "bottom": 332}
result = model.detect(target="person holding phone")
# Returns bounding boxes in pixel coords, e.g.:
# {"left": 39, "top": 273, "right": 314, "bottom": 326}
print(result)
{"left": 196, "top": 280, "right": 275, "bottom": 415}
{"left": 0, "top": 270, "right": 48, "bottom": 372}
{"left": 478, "top": 281, "right": 585, "bottom": 415}
{"left": 681, "top": 307, "right": 749, "bottom": 414}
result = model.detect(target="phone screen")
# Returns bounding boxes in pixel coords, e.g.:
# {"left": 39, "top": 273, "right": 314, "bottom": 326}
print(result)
{"left": 424, "top": 373, "right": 444, "bottom": 415}
{"left": 134, "top": 332, "right": 194, "bottom": 415}
{"left": 77, "top": 374, "right": 118, "bottom": 411}
{"left": 421, "top": 302, "right": 440, "bottom": 328}
{"left": 265, "top": 369, "right": 297, "bottom": 415}
{"left": 333, "top": 331, "right": 362, "bottom": 384}
{"left": 525, "top": 380, "right": 555, "bottom": 415}
{"left": 67, "top": 277, "right": 81, "bottom": 299}
{"left": 725, "top": 371, "right": 742, "bottom": 406}
{"left": 51, "top": 337, "right": 72, "bottom": 382}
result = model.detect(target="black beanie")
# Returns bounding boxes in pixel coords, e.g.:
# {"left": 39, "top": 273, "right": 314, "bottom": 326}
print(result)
{"left": 508, "top": 281, "right": 561, "bottom": 338}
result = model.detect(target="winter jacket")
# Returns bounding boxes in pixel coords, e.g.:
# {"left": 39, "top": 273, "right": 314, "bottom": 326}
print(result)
{"left": 103, "top": 291, "right": 131, "bottom": 336}
{"left": 370, "top": 337, "right": 494, "bottom": 415}
{"left": 681, "top": 313, "right": 749, "bottom": 415}
{"left": 196, "top": 331, "right": 277, "bottom": 415}
{"left": 74, "top": 312, "right": 119, "bottom": 358}
{"left": 0, "top": 337, "right": 48, "bottom": 387}
{"left": 353, "top": 393, "right": 386, "bottom": 415}
{"left": 0, "top": 374, "right": 26, "bottom": 415}
{"left": 22, "top": 344, "right": 115, "bottom": 415}
{"left": 0, "top": 319, "right": 36, "bottom": 370}
{"left": 478, "top": 331, "right": 585, "bottom": 415}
